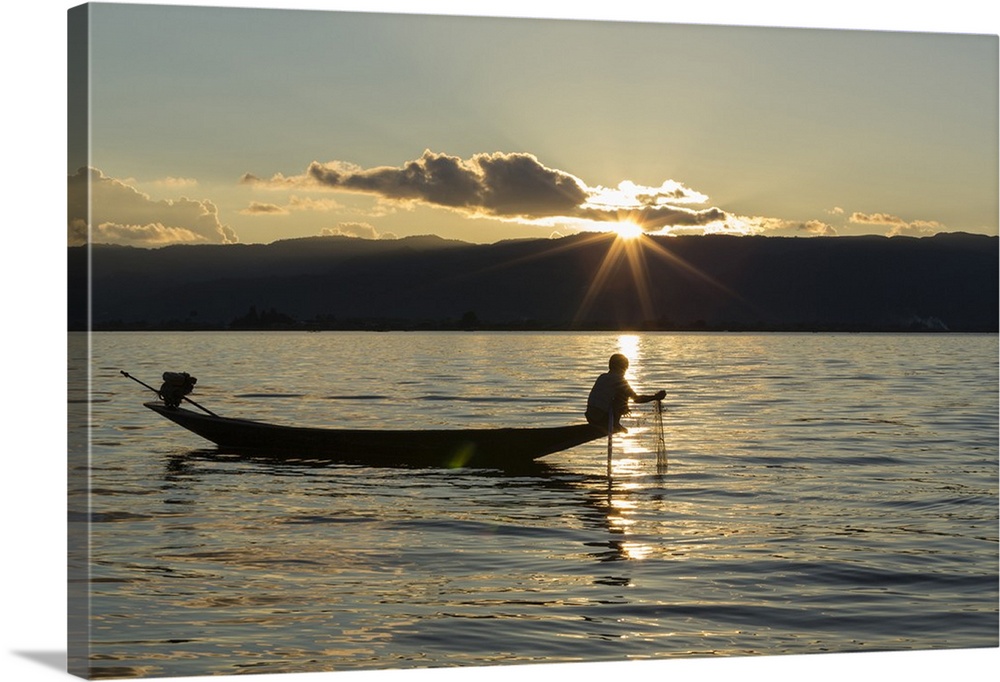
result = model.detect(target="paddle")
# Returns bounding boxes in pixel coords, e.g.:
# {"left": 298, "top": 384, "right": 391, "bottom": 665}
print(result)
{"left": 120, "top": 370, "right": 219, "bottom": 417}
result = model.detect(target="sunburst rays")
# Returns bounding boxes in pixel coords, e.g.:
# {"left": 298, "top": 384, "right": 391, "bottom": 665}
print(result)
{"left": 431, "top": 224, "right": 746, "bottom": 328}
{"left": 572, "top": 227, "right": 746, "bottom": 327}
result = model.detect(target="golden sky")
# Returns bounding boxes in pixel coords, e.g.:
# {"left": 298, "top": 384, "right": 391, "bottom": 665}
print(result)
{"left": 66, "top": 1, "right": 998, "bottom": 246}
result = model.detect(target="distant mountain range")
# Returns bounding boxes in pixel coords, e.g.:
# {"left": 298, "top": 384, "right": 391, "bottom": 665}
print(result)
{"left": 68, "top": 232, "right": 998, "bottom": 332}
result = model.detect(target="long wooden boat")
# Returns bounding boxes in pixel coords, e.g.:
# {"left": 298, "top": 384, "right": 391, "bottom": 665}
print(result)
{"left": 144, "top": 401, "right": 606, "bottom": 468}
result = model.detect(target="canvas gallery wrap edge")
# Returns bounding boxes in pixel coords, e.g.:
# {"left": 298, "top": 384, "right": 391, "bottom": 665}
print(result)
{"left": 67, "top": 2, "right": 999, "bottom": 680}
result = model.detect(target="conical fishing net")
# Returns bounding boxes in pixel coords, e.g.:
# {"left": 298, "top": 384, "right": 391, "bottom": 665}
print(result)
{"left": 618, "top": 399, "right": 668, "bottom": 468}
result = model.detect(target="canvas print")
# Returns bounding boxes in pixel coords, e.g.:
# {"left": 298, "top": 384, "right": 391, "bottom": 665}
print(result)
{"left": 67, "top": 2, "right": 998, "bottom": 680}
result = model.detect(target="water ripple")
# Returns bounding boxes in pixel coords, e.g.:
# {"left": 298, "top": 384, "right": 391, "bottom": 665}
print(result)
{"left": 76, "top": 331, "right": 999, "bottom": 677}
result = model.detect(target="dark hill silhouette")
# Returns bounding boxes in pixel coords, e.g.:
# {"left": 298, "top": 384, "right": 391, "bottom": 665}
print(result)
{"left": 68, "top": 232, "right": 998, "bottom": 332}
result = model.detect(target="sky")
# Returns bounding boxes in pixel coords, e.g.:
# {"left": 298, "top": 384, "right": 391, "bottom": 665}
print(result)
{"left": 66, "top": 1, "right": 998, "bottom": 247}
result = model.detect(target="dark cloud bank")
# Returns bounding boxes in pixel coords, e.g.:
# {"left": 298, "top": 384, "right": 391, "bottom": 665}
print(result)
{"left": 243, "top": 150, "right": 727, "bottom": 231}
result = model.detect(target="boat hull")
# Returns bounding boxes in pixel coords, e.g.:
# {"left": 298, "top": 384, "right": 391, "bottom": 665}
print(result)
{"left": 144, "top": 402, "right": 605, "bottom": 468}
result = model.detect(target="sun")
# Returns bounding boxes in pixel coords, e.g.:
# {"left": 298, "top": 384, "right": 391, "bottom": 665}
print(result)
{"left": 612, "top": 221, "right": 644, "bottom": 240}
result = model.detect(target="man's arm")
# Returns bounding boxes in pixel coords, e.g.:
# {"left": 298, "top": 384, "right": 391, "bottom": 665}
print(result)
{"left": 633, "top": 389, "right": 667, "bottom": 404}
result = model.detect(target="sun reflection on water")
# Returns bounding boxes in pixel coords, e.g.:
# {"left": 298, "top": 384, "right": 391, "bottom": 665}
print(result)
{"left": 616, "top": 334, "right": 640, "bottom": 365}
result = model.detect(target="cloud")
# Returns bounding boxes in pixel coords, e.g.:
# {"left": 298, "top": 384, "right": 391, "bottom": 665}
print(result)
{"left": 698, "top": 215, "right": 837, "bottom": 237}
{"left": 92, "top": 222, "right": 207, "bottom": 244}
{"left": 850, "top": 211, "right": 905, "bottom": 226}
{"left": 68, "top": 218, "right": 89, "bottom": 246}
{"left": 320, "top": 222, "right": 397, "bottom": 240}
{"left": 578, "top": 204, "right": 728, "bottom": 231}
{"left": 246, "top": 150, "right": 735, "bottom": 234}
{"left": 582, "top": 180, "right": 709, "bottom": 209}
{"left": 240, "top": 195, "right": 344, "bottom": 215}
{"left": 242, "top": 201, "right": 288, "bottom": 215}
{"left": 68, "top": 167, "right": 237, "bottom": 246}
{"left": 799, "top": 220, "right": 838, "bottom": 236}
{"left": 299, "top": 150, "right": 590, "bottom": 217}
{"left": 849, "top": 211, "right": 945, "bottom": 237}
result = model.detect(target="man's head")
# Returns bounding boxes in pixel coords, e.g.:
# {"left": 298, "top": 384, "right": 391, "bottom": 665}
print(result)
{"left": 609, "top": 353, "right": 629, "bottom": 372}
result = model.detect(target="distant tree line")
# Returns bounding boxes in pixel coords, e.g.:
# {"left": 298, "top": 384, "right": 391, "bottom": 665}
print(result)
{"left": 81, "top": 306, "right": 966, "bottom": 333}
{"left": 229, "top": 305, "right": 298, "bottom": 330}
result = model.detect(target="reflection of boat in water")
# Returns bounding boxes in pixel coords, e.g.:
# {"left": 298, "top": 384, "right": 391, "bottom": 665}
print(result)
{"left": 143, "top": 401, "right": 605, "bottom": 468}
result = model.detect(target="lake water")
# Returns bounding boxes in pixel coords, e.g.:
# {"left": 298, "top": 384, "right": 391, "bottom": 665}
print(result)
{"left": 69, "top": 331, "right": 998, "bottom": 679}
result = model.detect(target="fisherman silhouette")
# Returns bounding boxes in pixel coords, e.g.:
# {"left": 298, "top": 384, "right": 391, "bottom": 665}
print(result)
{"left": 586, "top": 353, "right": 666, "bottom": 432}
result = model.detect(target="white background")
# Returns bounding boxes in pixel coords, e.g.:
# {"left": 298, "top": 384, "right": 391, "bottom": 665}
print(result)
{"left": 3, "top": 2, "right": 998, "bottom": 681}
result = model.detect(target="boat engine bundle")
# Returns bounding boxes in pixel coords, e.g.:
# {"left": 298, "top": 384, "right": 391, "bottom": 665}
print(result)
{"left": 159, "top": 371, "right": 197, "bottom": 408}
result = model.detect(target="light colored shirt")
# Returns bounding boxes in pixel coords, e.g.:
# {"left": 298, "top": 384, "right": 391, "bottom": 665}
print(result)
{"left": 587, "top": 370, "right": 637, "bottom": 417}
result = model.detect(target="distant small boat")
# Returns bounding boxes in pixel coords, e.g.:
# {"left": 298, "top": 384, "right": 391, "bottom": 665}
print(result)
{"left": 143, "top": 401, "right": 605, "bottom": 468}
